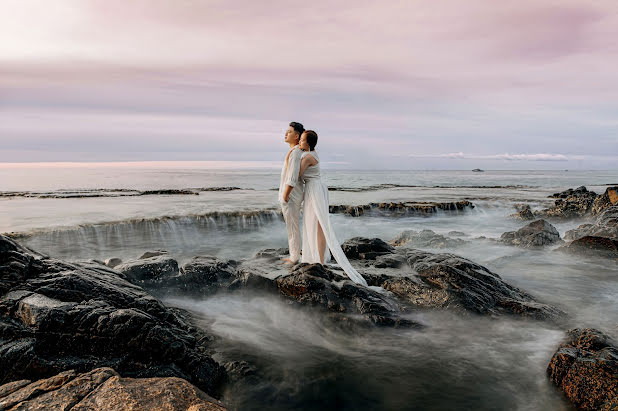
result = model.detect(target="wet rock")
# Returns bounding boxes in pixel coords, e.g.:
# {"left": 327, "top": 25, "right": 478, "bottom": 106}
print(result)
{"left": 104, "top": 257, "right": 122, "bottom": 268}
{"left": 390, "top": 230, "right": 466, "bottom": 249}
{"left": 0, "top": 234, "right": 225, "bottom": 397}
{"left": 115, "top": 256, "right": 179, "bottom": 286}
{"left": 565, "top": 206, "right": 618, "bottom": 241}
{"left": 254, "top": 247, "right": 289, "bottom": 261}
{"left": 538, "top": 186, "right": 598, "bottom": 219}
{"left": 374, "top": 253, "right": 407, "bottom": 268}
{"left": 500, "top": 219, "right": 564, "bottom": 248}
{"left": 138, "top": 250, "right": 168, "bottom": 259}
{"left": 509, "top": 204, "right": 535, "bottom": 220}
{"left": 0, "top": 367, "right": 227, "bottom": 410}
{"left": 558, "top": 236, "right": 618, "bottom": 259}
{"left": 341, "top": 237, "right": 395, "bottom": 260}
{"left": 373, "top": 249, "right": 565, "bottom": 320}
{"left": 591, "top": 186, "right": 618, "bottom": 216}
{"left": 223, "top": 361, "right": 257, "bottom": 379}
{"left": 448, "top": 231, "right": 467, "bottom": 237}
{"left": 547, "top": 328, "right": 617, "bottom": 410}
{"left": 329, "top": 200, "right": 474, "bottom": 217}
{"left": 276, "top": 263, "right": 420, "bottom": 328}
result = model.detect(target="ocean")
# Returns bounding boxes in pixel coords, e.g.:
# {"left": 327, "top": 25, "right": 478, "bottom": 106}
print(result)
{"left": 1, "top": 163, "right": 616, "bottom": 410}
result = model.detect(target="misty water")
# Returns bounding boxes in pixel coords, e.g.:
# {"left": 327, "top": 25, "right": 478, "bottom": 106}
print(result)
{"left": 2, "top": 165, "right": 617, "bottom": 410}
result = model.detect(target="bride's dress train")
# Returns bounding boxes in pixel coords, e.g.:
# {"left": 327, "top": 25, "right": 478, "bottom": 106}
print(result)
{"left": 300, "top": 151, "right": 387, "bottom": 294}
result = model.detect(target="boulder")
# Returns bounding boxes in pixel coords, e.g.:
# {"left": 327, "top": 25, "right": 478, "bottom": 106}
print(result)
{"left": 390, "top": 229, "right": 466, "bottom": 249}
{"left": 558, "top": 236, "right": 618, "bottom": 258}
{"left": 565, "top": 206, "right": 618, "bottom": 241}
{"left": 591, "top": 186, "right": 618, "bottom": 216}
{"left": 509, "top": 204, "right": 535, "bottom": 220}
{"left": 538, "top": 186, "right": 598, "bottom": 219}
{"left": 0, "top": 235, "right": 225, "bottom": 397}
{"left": 0, "top": 367, "right": 227, "bottom": 410}
{"left": 371, "top": 248, "right": 565, "bottom": 320}
{"left": 341, "top": 237, "right": 395, "bottom": 260}
{"left": 500, "top": 219, "right": 564, "bottom": 248}
{"left": 138, "top": 250, "right": 168, "bottom": 260}
{"left": 547, "top": 328, "right": 617, "bottom": 410}
{"left": 114, "top": 256, "right": 179, "bottom": 286}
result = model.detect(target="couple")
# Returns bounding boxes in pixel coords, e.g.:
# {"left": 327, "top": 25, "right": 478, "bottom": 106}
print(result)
{"left": 278, "top": 121, "right": 369, "bottom": 287}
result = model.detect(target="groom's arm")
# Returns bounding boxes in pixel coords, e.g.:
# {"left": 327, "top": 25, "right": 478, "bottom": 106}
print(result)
{"left": 282, "top": 150, "right": 302, "bottom": 202}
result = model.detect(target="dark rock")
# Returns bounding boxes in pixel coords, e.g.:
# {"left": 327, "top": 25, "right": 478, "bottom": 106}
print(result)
{"left": 0, "top": 366, "right": 227, "bottom": 410}
{"left": 0, "top": 235, "right": 225, "bottom": 398}
{"left": 538, "top": 186, "right": 598, "bottom": 219}
{"left": 509, "top": 204, "right": 535, "bottom": 220}
{"left": 254, "top": 248, "right": 289, "bottom": 261}
{"left": 500, "top": 219, "right": 564, "bottom": 248}
{"left": 275, "top": 263, "right": 421, "bottom": 328}
{"left": 558, "top": 236, "right": 618, "bottom": 258}
{"left": 329, "top": 200, "right": 474, "bottom": 217}
{"left": 341, "top": 237, "right": 395, "bottom": 260}
{"left": 223, "top": 361, "right": 257, "bottom": 379}
{"left": 547, "top": 328, "right": 617, "bottom": 410}
{"left": 565, "top": 206, "right": 618, "bottom": 241}
{"left": 138, "top": 250, "right": 168, "bottom": 259}
{"left": 374, "top": 254, "right": 407, "bottom": 268}
{"left": 115, "top": 256, "right": 179, "bottom": 286}
{"left": 374, "top": 249, "right": 565, "bottom": 320}
{"left": 390, "top": 229, "right": 466, "bottom": 249}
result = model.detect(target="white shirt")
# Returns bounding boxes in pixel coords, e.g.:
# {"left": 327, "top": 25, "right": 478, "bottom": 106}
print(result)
{"left": 278, "top": 145, "right": 304, "bottom": 203}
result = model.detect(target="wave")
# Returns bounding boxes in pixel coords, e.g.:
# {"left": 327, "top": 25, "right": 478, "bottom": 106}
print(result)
{"left": 0, "top": 187, "right": 252, "bottom": 199}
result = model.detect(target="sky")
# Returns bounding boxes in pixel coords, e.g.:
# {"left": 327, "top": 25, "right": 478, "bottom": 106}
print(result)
{"left": 1, "top": 0, "right": 617, "bottom": 169}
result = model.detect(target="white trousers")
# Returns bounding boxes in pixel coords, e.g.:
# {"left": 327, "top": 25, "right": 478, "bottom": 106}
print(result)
{"left": 280, "top": 186, "right": 304, "bottom": 262}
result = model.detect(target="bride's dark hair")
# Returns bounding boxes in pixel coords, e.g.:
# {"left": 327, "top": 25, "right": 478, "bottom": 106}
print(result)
{"left": 304, "top": 130, "right": 318, "bottom": 151}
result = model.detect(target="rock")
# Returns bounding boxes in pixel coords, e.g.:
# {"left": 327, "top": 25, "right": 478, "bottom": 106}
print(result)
{"left": 374, "top": 253, "right": 407, "bottom": 268}
{"left": 509, "top": 204, "right": 535, "bottom": 220}
{"left": 390, "top": 230, "right": 466, "bottom": 249}
{"left": 448, "top": 231, "right": 467, "bottom": 237}
{"left": 223, "top": 361, "right": 257, "bottom": 379}
{"left": 275, "top": 263, "right": 421, "bottom": 328}
{"left": 565, "top": 206, "right": 618, "bottom": 241}
{"left": 558, "top": 236, "right": 618, "bottom": 258}
{"left": 538, "top": 186, "right": 598, "bottom": 219}
{"left": 372, "top": 249, "right": 565, "bottom": 320}
{"left": 138, "top": 250, "right": 168, "bottom": 259}
{"left": 341, "top": 237, "right": 395, "bottom": 260}
{"left": 115, "top": 256, "right": 179, "bottom": 286}
{"left": 329, "top": 200, "right": 474, "bottom": 217}
{"left": 254, "top": 248, "right": 289, "bottom": 261}
{"left": 0, "top": 234, "right": 225, "bottom": 397}
{"left": 547, "top": 328, "right": 617, "bottom": 411}
{"left": 0, "top": 367, "right": 227, "bottom": 410}
{"left": 104, "top": 258, "right": 122, "bottom": 268}
{"left": 500, "top": 219, "right": 564, "bottom": 248}
{"left": 591, "top": 186, "right": 618, "bottom": 215}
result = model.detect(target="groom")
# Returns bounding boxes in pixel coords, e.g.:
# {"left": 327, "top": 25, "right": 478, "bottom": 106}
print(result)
{"left": 279, "top": 121, "right": 305, "bottom": 264}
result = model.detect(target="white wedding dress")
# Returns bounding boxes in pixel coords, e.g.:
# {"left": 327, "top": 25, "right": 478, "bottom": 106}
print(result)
{"left": 299, "top": 150, "right": 374, "bottom": 288}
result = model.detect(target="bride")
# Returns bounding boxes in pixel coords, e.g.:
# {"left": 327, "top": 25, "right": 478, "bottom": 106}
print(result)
{"left": 297, "top": 130, "right": 370, "bottom": 287}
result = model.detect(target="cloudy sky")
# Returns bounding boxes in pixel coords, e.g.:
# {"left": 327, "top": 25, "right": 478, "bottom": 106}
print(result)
{"left": 1, "top": 0, "right": 617, "bottom": 169}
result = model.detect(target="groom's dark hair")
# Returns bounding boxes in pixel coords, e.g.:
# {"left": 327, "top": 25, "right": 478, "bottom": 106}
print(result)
{"left": 304, "top": 130, "right": 318, "bottom": 151}
{"left": 289, "top": 121, "right": 305, "bottom": 137}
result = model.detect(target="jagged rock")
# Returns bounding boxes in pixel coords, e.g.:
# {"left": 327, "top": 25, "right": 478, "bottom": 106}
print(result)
{"left": 341, "top": 237, "right": 395, "bottom": 260}
{"left": 223, "top": 361, "right": 257, "bottom": 379}
{"left": 509, "top": 204, "right": 535, "bottom": 220}
{"left": 254, "top": 248, "right": 289, "bottom": 261}
{"left": 390, "top": 230, "right": 466, "bottom": 249}
{"left": 370, "top": 249, "right": 565, "bottom": 320}
{"left": 0, "top": 367, "right": 227, "bottom": 410}
{"left": 448, "top": 231, "right": 467, "bottom": 237}
{"left": 329, "top": 200, "right": 474, "bottom": 217}
{"left": 538, "top": 186, "right": 598, "bottom": 219}
{"left": 374, "top": 254, "right": 407, "bottom": 268}
{"left": 0, "top": 235, "right": 225, "bottom": 397}
{"left": 565, "top": 206, "right": 618, "bottom": 241}
{"left": 500, "top": 219, "right": 564, "bottom": 248}
{"left": 138, "top": 250, "right": 168, "bottom": 259}
{"left": 547, "top": 328, "right": 617, "bottom": 410}
{"left": 275, "top": 263, "right": 420, "bottom": 328}
{"left": 557, "top": 236, "right": 618, "bottom": 258}
{"left": 591, "top": 186, "right": 618, "bottom": 216}
{"left": 115, "top": 256, "right": 179, "bottom": 286}
{"left": 104, "top": 257, "right": 122, "bottom": 268}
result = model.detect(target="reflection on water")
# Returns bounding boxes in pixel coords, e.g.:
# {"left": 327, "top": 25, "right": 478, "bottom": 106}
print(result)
{"left": 166, "top": 293, "right": 572, "bottom": 411}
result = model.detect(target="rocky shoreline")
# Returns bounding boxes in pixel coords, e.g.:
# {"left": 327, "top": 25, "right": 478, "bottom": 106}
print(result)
{"left": 1, "top": 185, "right": 617, "bottom": 410}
